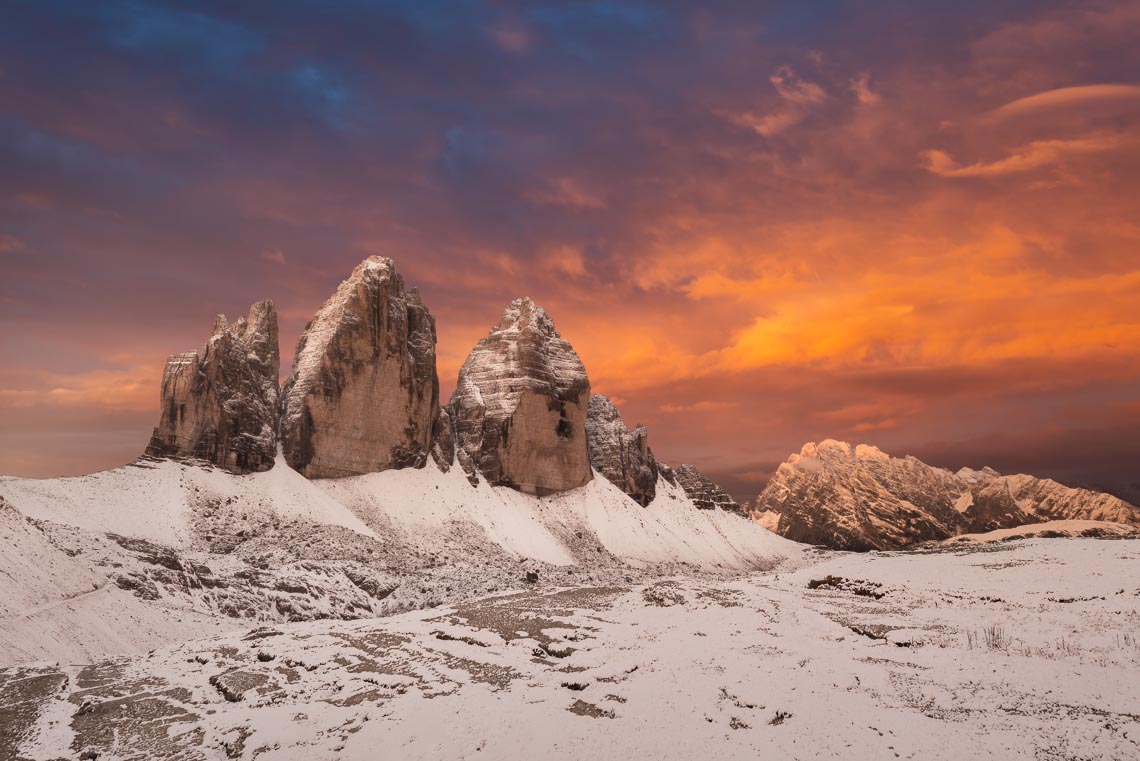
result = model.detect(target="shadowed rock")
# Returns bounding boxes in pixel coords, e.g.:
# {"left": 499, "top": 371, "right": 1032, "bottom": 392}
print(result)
{"left": 280, "top": 257, "right": 439, "bottom": 478}
{"left": 145, "top": 301, "right": 279, "bottom": 474}
{"left": 448, "top": 298, "right": 591, "bottom": 495}
{"left": 673, "top": 464, "right": 743, "bottom": 513}
{"left": 586, "top": 395, "right": 657, "bottom": 506}
{"left": 431, "top": 406, "right": 455, "bottom": 472}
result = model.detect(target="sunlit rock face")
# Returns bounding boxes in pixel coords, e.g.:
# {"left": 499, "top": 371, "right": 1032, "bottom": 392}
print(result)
{"left": 145, "top": 300, "right": 280, "bottom": 474}
{"left": 751, "top": 440, "right": 1140, "bottom": 551}
{"left": 751, "top": 441, "right": 961, "bottom": 551}
{"left": 448, "top": 298, "right": 591, "bottom": 495}
{"left": 672, "top": 464, "right": 743, "bottom": 514}
{"left": 586, "top": 394, "right": 657, "bottom": 506}
{"left": 280, "top": 256, "right": 439, "bottom": 478}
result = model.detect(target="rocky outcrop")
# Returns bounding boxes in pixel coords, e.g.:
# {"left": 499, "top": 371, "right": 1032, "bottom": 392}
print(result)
{"left": 448, "top": 298, "right": 591, "bottom": 495}
{"left": 588, "top": 396, "right": 661, "bottom": 508}
{"left": 145, "top": 301, "right": 280, "bottom": 474}
{"left": 431, "top": 406, "right": 455, "bottom": 472}
{"left": 585, "top": 395, "right": 657, "bottom": 506}
{"left": 672, "top": 464, "right": 743, "bottom": 513}
{"left": 280, "top": 257, "right": 439, "bottom": 479}
{"left": 752, "top": 440, "right": 1140, "bottom": 550}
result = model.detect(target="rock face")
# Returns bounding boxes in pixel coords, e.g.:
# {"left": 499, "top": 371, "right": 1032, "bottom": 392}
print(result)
{"left": 431, "top": 406, "right": 455, "bottom": 472}
{"left": 280, "top": 257, "right": 439, "bottom": 478}
{"left": 585, "top": 395, "right": 657, "bottom": 506}
{"left": 672, "top": 464, "right": 743, "bottom": 514}
{"left": 751, "top": 440, "right": 1140, "bottom": 550}
{"left": 145, "top": 301, "right": 280, "bottom": 474}
{"left": 448, "top": 298, "right": 591, "bottom": 495}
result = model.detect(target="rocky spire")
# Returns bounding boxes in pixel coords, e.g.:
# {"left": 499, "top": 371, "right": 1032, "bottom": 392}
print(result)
{"left": 280, "top": 256, "right": 439, "bottom": 478}
{"left": 430, "top": 406, "right": 455, "bottom": 472}
{"left": 145, "top": 300, "right": 280, "bottom": 474}
{"left": 585, "top": 394, "right": 657, "bottom": 506}
{"left": 233, "top": 299, "right": 280, "bottom": 413}
{"left": 448, "top": 297, "right": 591, "bottom": 495}
{"left": 673, "top": 464, "right": 743, "bottom": 514}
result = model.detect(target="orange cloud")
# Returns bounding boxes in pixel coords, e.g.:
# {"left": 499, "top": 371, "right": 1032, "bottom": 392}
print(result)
{"left": 1, "top": 359, "right": 162, "bottom": 413}
{"left": 730, "top": 65, "right": 826, "bottom": 136}
{"left": 529, "top": 177, "right": 606, "bottom": 209}
{"left": 991, "top": 84, "right": 1140, "bottom": 119}
{"left": 850, "top": 73, "right": 881, "bottom": 106}
{"left": 659, "top": 401, "right": 737, "bottom": 414}
{"left": 921, "top": 136, "right": 1121, "bottom": 177}
{"left": 261, "top": 247, "right": 286, "bottom": 265}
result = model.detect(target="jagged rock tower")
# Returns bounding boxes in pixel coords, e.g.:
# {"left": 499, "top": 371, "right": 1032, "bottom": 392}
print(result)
{"left": 145, "top": 300, "right": 280, "bottom": 474}
{"left": 448, "top": 297, "right": 591, "bottom": 495}
{"left": 280, "top": 256, "right": 439, "bottom": 478}
{"left": 672, "top": 464, "right": 744, "bottom": 513}
{"left": 585, "top": 394, "right": 658, "bottom": 506}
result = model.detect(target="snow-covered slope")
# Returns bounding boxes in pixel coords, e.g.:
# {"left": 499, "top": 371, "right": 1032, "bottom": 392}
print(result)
{"left": 0, "top": 459, "right": 799, "bottom": 665}
{"left": 940, "top": 519, "right": 1139, "bottom": 545}
{"left": 0, "top": 455, "right": 376, "bottom": 547}
{"left": 7, "top": 538, "right": 1139, "bottom": 761}
{"left": 752, "top": 440, "right": 1140, "bottom": 550}
{"left": 317, "top": 464, "right": 789, "bottom": 571}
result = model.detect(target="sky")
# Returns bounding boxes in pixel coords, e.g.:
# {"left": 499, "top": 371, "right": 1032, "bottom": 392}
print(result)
{"left": 2, "top": 0, "right": 1139, "bottom": 504}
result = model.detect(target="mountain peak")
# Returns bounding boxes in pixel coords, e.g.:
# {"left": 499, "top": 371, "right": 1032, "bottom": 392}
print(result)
{"left": 145, "top": 301, "right": 279, "bottom": 474}
{"left": 448, "top": 300, "right": 590, "bottom": 495}
{"left": 753, "top": 442, "right": 1140, "bottom": 550}
{"left": 280, "top": 256, "right": 439, "bottom": 478}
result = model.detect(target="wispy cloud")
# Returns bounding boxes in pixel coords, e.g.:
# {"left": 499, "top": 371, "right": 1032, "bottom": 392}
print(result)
{"left": 991, "top": 84, "right": 1140, "bottom": 119}
{"left": 850, "top": 73, "right": 881, "bottom": 106}
{"left": 730, "top": 65, "right": 826, "bottom": 136}
{"left": 921, "top": 136, "right": 1121, "bottom": 177}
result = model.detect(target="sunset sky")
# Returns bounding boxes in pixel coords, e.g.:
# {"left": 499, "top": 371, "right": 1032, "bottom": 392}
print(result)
{"left": 2, "top": 1, "right": 1139, "bottom": 502}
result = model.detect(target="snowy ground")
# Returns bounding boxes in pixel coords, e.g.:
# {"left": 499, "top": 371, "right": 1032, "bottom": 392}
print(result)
{"left": 0, "top": 458, "right": 795, "bottom": 665}
{"left": 939, "top": 519, "right": 1138, "bottom": 544}
{"left": 3, "top": 537, "right": 1138, "bottom": 760}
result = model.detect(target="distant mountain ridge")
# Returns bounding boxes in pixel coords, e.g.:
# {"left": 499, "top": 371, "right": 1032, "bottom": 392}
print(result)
{"left": 750, "top": 440, "right": 1140, "bottom": 551}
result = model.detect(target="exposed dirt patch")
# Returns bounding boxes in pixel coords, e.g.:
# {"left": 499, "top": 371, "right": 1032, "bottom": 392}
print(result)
{"left": 568, "top": 699, "right": 615, "bottom": 718}
{"left": 807, "top": 575, "right": 886, "bottom": 600}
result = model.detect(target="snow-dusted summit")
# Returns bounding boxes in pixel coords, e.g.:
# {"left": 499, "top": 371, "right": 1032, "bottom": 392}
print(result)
{"left": 751, "top": 440, "right": 1140, "bottom": 550}
{"left": 145, "top": 300, "right": 280, "bottom": 474}
{"left": 448, "top": 297, "right": 592, "bottom": 495}
{"left": 280, "top": 257, "right": 440, "bottom": 478}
